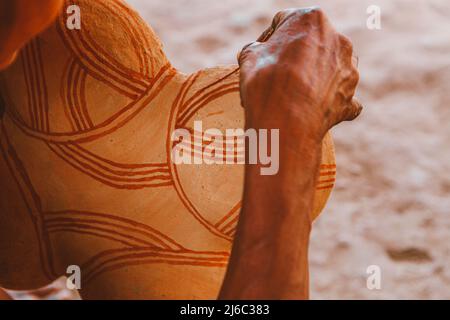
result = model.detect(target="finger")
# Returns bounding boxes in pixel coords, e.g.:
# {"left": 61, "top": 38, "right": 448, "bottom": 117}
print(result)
{"left": 342, "top": 66, "right": 360, "bottom": 100}
{"left": 256, "top": 7, "right": 322, "bottom": 43}
{"left": 339, "top": 34, "right": 355, "bottom": 68}
{"left": 237, "top": 9, "right": 293, "bottom": 64}
{"left": 256, "top": 9, "right": 293, "bottom": 42}
{"left": 236, "top": 41, "right": 257, "bottom": 63}
{"left": 339, "top": 34, "right": 353, "bottom": 56}
{"left": 342, "top": 97, "right": 363, "bottom": 122}
{"left": 256, "top": 24, "right": 275, "bottom": 43}
{"left": 237, "top": 41, "right": 262, "bottom": 67}
{"left": 241, "top": 7, "right": 327, "bottom": 62}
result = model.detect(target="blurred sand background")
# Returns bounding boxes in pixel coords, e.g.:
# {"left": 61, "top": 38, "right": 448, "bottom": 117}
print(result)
{"left": 6, "top": 0, "right": 450, "bottom": 299}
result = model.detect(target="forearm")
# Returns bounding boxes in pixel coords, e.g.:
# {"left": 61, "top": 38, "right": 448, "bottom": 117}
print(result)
{"left": 219, "top": 111, "right": 323, "bottom": 299}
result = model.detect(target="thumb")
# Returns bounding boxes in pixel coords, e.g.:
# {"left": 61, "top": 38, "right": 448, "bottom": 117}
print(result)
{"left": 237, "top": 41, "right": 264, "bottom": 75}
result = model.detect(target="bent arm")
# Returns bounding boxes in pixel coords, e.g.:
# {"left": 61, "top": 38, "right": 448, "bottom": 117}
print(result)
{"left": 219, "top": 8, "right": 361, "bottom": 300}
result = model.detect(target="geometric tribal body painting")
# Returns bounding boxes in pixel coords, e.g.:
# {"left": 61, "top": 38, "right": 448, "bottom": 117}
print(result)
{"left": 0, "top": 0, "right": 336, "bottom": 299}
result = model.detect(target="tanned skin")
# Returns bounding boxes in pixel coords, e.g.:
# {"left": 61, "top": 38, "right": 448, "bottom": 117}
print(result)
{"left": 0, "top": 4, "right": 361, "bottom": 300}
{"left": 0, "top": 0, "right": 64, "bottom": 70}
{"left": 219, "top": 9, "right": 361, "bottom": 299}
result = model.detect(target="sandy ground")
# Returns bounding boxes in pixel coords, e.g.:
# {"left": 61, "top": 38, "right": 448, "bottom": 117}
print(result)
{"left": 7, "top": 0, "right": 450, "bottom": 299}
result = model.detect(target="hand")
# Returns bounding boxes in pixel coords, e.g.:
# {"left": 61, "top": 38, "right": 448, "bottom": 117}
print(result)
{"left": 239, "top": 7, "right": 362, "bottom": 140}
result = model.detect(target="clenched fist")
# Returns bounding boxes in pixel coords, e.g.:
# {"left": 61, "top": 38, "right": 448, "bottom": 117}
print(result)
{"left": 239, "top": 8, "right": 362, "bottom": 140}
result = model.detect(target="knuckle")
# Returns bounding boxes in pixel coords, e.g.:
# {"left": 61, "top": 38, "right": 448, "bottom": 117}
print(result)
{"left": 306, "top": 7, "right": 324, "bottom": 15}
{"left": 352, "top": 67, "right": 360, "bottom": 84}
{"left": 347, "top": 66, "right": 360, "bottom": 87}
{"left": 277, "top": 7, "right": 324, "bottom": 24}
{"left": 345, "top": 65, "right": 359, "bottom": 80}
{"left": 339, "top": 34, "right": 354, "bottom": 52}
{"left": 295, "top": 7, "right": 323, "bottom": 16}
{"left": 240, "top": 42, "right": 259, "bottom": 56}
{"left": 272, "top": 9, "right": 294, "bottom": 27}
{"left": 297, "top": 7, "right": 324, "bottom": 21}
{"left": 293, "top": 7, "right": 327, "bottom": 30}
{"left": 238, "top": 48, "right": 253, "bottom": 66}
{"left": 349, "top": 102, "right": 363, "bottom": 120}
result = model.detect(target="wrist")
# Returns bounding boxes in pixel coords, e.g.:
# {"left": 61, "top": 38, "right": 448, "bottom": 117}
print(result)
{"left": 244, "top": 98, "right": 327, "bottom": 144}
